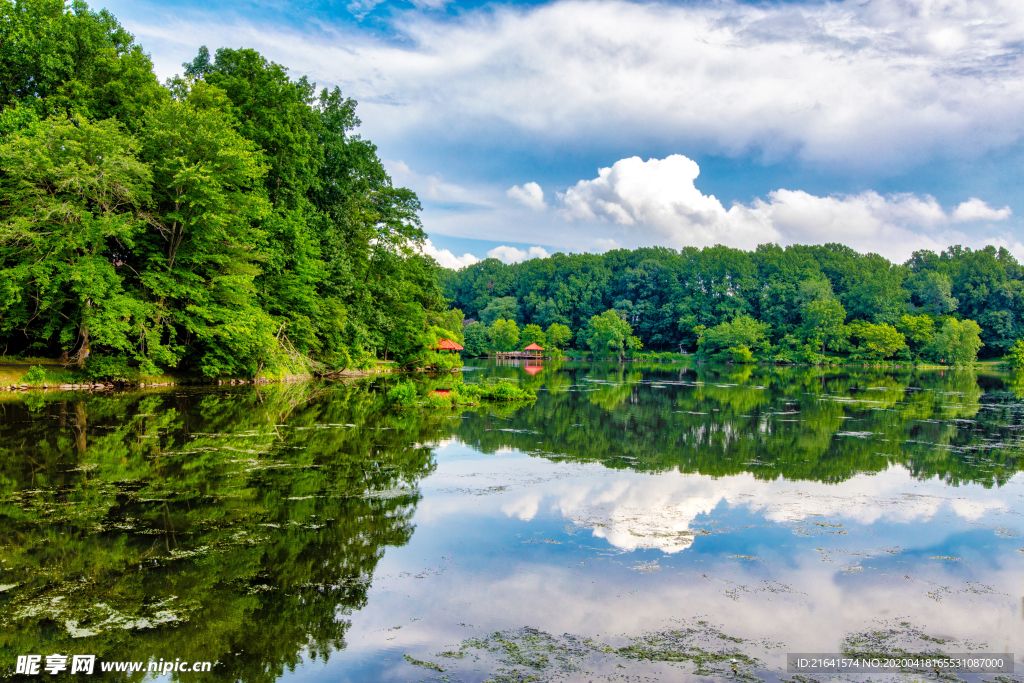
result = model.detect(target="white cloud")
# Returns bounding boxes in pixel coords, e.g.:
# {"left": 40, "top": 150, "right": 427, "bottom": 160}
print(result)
{"left": 421, "top": 239, "right": 480, "bottom": 269}
{"left": 952, "top": 197, "right": 1014, "bottom": 222}
{"left": 486, "top": 245, "right": 550, "bottom": 264}
{"left": 559, "top": 154, "right": 775, "bottom": 248}
{"left": 120, "top": 0, "right": 1024, "bottom": 257}
{"left": 557, "top": 154, "right": 1020, "bottom": 261}
{"left": 128, "top": 0, "right": 1024, "bottom": 170}
{"left": 507, "top": 182, "right": 547, "bottom": 211}
{"left": 385, "top": 159, "right": 489, "bottom": 207}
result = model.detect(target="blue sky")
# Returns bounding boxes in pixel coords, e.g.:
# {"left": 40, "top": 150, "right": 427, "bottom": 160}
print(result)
{"left": 102, "top": 0, "right": 1024, "bottom": 267}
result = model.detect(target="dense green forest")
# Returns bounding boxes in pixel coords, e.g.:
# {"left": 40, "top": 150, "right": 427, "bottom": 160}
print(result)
{"left": 0, "top": 0, "right": 459, "bottom": 379}
{"left": 441, "top": 244, "right": 1024, "bottom": 364}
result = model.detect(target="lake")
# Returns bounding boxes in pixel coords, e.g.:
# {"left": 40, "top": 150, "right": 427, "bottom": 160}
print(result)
{"left": 1, "top": 360, "right": 1022, "bottom": 681}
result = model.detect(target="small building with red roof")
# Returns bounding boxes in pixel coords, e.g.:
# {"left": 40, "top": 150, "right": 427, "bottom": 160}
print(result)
{"left": 432, "top": 339, "right": 464, "bottom": 351}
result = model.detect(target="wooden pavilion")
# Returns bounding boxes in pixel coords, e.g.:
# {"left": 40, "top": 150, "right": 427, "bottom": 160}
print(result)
{"left": 523, "top": 343, "right": 544, "bottom": 359}
{"left": 431, "top": 339, "right": 464, "bottom": 352}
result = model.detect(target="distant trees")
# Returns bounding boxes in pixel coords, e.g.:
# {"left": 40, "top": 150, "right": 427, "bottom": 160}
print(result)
{"left": 463, "top": 322, "right": 489, "bottom": 356}
{"left": 584, "top": 310, "right": 641, "bottom": 360}
{"left": 440, "top": 242, "right": 1018, "bottom": 366}
{"left": 488, "top": 319, "right": 520, "bottom": 352}
{"left": 479, "top": 297, "right": 519, "bottom": 326}
{"left": 521, "top": 324, "right": 547, "bottom": 347}
{"left": 932, "top": 319, "right": 984, "bottom": 367}
{"left": 545, "top": 323, "right": 572, "bottom": 349}
{"left": 848, "top": 322, "right": 908, "bottom": 360}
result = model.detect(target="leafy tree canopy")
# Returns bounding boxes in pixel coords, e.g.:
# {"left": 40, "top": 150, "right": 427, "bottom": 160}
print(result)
{"left": 0, "top": 5, "right": 452, "bottom": 377}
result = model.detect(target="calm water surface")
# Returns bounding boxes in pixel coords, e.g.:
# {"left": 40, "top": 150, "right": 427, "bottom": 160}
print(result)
{"left": 2, "top": 361, "right": 1023, "bottom": 681}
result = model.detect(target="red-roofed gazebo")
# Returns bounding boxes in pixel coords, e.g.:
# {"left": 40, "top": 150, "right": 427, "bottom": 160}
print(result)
{"left": 432, "top": 339, "right": 464, "bottom": 351}
{"left": 523, "top": 343, "right": 543, "bottom": 360}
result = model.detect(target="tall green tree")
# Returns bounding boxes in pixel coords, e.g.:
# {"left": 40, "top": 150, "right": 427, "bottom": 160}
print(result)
{"left": 931, "top": 318, "right": 983, "bottom": 366}
{"left": 0, "top": 117, "right": 153, "bottom": 363}
{"left": 521, "top": 324, "right": 546, "bottom": 348}
{"left": 800, "top": 299, "right": 847, "bottom": 356}
{"left": 545, "top": 323, "right": 572, "bottom": 349}
{"left": 480, "top": 296, "right": 520, "bottom": 326}
{"left": 138, "top": 83, "right": 273, "bottom": 376}
{"left": 584, "top": 310, "right": 641, "bottom": 360}
{"left": 463, "top": 321, "right": 489, "bottom": 356}
{"left": 848, "top": 322, "right": 907, "bottom": 360}
{"left": 0, "top": 0, "right": 166, "bottom": 128}
{"left": 488, "top": 319, "right": 520, "bottom": 352}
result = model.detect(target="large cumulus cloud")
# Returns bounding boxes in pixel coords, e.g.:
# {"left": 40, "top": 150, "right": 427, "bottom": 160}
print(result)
{"left": 553, "top": 154, "right": 1016, "bottom": 260}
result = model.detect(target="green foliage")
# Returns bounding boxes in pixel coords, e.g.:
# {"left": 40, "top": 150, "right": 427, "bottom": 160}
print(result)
{"left": 388, "top": 379, "right": 419, "bottom": 407}
{"left": 584, "top": 310, "right": 636, "bottom": 360}
{"left": 479, "top": 296, "right": 519, "bottom": 326}
{"left": 21, "top": 365, "right": 48, "bottom": 386}
{"left": 545, "top": 323, "right": 572, "bottom": 349}
{"left": 427, "top": 309, "right": 465, "bottom": 344}
{"left": 898, "top": 313, "right": 936, "bottom": 358}
{"left": 463, "top": 322, "right": 489, "bottom": 356}
{"left": 443, "top": 242, "right": 1023, "bottom": 364}
{"left": 0, "top": 117, "right": 154, "bottom": 364}
{"left": 1007, "top": 339, "right": 1024, "bottom": 369}
{"left": 931, "top": 318, "right": 983, "bottom": 367}
{"left": 0, "top": 0, "right": 166, "bottom": 127}
{"left": 848, "top": 322, "right": 907, "bottom": 360}
{"left": 79, "top": 355, "right": 142, "bottom": 383}
{"left": 795, "top": 277, "right": 834, "bottom": 306}
{"left": 702, "top": 316, "right": 769, "bottom": 359}
{"left": 729, "top": 345, "right": 755, "bottom": 363}
{"left": 521, "top": 324, "right": 546, "bottom": 348}
{"left": 908, "top": 271, "right": 958, "bottom": 316}
{"left": 488, "top": 319, "right": 520, "bottom": 352}
{"left": 0, "top": 6, "right": 452, "bottom": 377}
{"left": 800, "top": 298, "right": 847, "bottom": 355}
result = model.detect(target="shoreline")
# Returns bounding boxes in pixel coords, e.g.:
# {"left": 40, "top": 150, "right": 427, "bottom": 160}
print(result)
{"left": 0, "top": 363, "right": 400, "bottom": 394}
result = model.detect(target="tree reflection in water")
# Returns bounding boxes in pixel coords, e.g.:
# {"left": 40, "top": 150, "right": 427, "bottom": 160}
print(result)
{"left": 1, "top": 363, "right": 1023, "bottom": 680}
{"left": 0, "top": 381, "right": 442, "bottom": 680}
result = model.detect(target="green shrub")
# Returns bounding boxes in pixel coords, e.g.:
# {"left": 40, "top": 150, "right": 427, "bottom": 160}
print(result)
{"left": 728, "top": 345, "right": 754, "bottom": 363}
{"left": 424, "top": 391, "right": 453, "bottom": 408}
{"left": 387, "top": 380, "right": 418, "bottom": 407}
{"left": 22, "top": 365, "right": 49, "bottom": 386}
{"left": 80, "top": 356, "right": 141, "bottom": 383}
{"left": 1007, "top": 339, "right": 1024, "bottom": 369}
{"left": 475, "top": 379, "right": 536, "bottom": 401}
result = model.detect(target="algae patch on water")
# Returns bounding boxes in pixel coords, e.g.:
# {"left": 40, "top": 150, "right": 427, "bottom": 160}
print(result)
{"left": 423, "top": 620, "right": 763, "bottom": 682}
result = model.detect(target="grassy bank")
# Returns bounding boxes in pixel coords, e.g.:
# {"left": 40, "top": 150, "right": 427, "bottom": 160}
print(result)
{"left": 0, "top": 359, "right": 400, "bottom": 393}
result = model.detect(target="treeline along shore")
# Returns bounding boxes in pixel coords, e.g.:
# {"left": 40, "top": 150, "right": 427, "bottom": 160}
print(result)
{"left": 2, "top": 2, "right": 1023, "bottom": 383}
{"left": 440, "top": 244, "right": 1024, "bottom": 366}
